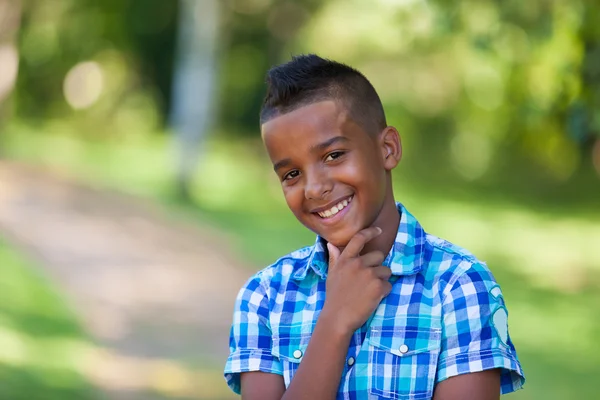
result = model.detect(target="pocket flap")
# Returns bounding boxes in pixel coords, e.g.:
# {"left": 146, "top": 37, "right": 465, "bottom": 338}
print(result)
{"left": 271, "top": 325, "right": 313, "bottom": 364}
{"left": 368, "top": 326, "right": 441, "bottom": 357}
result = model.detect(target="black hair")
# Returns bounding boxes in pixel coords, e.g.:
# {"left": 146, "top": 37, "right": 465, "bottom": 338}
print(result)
{"left": 260, "top": 54, "right": 387, "bottom": 134}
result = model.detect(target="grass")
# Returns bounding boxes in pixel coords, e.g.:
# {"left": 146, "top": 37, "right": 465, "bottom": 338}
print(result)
{"left": 0, "top": 239, "right": 96, "bottom": 400}
{"left": 3, "top": 123, "right": 600, "bottom": 399}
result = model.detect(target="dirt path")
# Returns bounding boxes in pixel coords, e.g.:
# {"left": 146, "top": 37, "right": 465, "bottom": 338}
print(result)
{"left": 0, "top": 161, "right": 250, "bottom": 399}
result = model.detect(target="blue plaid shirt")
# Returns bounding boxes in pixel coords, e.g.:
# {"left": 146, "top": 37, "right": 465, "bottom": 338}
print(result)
{"left": 225, "top": 203, "right": 525, "bottom": 399}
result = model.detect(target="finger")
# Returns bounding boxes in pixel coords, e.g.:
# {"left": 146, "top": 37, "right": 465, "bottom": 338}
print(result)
{"left": 327, "top": 242, "right": 341, "bottom": 269}
{"left": 372, "top": 265, "right": 392, "bottom": 280}
{"left": 342, "top": 227, "right": 382, "bottom": 259}
{"left": 380, "top": 281, "right": 393, "bottom": 298}
{"left": 358, "top": 250, "right": 385, "bottom": 267}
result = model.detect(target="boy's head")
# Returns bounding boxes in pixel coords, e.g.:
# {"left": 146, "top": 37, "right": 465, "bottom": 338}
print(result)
{"left": 260, "top": 54, "right": 386, "bottom": 135}
{"left": 260, "top": 54, "right": 402, "bottom": 247}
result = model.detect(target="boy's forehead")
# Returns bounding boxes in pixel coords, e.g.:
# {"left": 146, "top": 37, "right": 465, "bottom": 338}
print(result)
{"left": 261, "top": 100, "right": 349, "bottom": 140}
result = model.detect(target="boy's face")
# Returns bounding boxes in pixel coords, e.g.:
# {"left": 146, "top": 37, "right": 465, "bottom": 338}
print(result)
{"left": 261, "top": 100, "right": 397, "bottom": 247}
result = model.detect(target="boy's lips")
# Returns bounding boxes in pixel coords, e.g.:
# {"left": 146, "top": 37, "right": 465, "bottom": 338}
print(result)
{"left": 311, "top": 195, "right": 354, "bottom": 225}
{"left": 310, "top": 195, "right": 353, "bottom": 214}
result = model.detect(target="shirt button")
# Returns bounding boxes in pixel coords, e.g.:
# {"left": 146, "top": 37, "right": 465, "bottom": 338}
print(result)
{"left": 399, "top": 344, "right": 409, "bottom": 354}
{"left": 347, "top": 356, "right": 355, "bottom": 366}
{"left": 293, "top": 349, "right": 303, "bottom": 359}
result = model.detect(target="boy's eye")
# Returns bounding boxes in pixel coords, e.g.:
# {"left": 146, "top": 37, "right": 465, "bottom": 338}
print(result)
{"left": 324, "top": 151, "right": 345, "bottom": 162}
{"left": 283, "top": 170, "right": 300, "bottom": 181}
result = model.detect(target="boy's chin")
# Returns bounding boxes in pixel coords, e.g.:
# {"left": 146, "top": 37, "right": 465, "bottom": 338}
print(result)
{"left": 325, "top": 238, "right": 350, "bottom": 249}
{"left": 320, "top": 229, "right": 357, "bottom": 249}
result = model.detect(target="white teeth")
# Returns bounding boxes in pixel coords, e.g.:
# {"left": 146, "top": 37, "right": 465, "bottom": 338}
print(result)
{"left": 317, "top": 196, "right": 353, "bottom": 219}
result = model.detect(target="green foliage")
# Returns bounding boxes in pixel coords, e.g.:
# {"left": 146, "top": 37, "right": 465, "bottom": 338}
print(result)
{"left": 219, "top": 0, "right": 326, "bottom": 133}
{"left": 295, "top": 0, "right": 599, "bottom": 182}
{"left": 10, "top": 0, "right": 600, "bottom": 198}
{"left": 15, "top": 0, "right": 177, "bottom": 127}
{"left": 0, "top": 240, "right": 95, "bottom": 400}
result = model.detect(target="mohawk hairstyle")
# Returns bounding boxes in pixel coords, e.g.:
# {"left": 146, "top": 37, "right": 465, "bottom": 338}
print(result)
{"left": 260, "top": 54, "right": 387, "bottom": 135}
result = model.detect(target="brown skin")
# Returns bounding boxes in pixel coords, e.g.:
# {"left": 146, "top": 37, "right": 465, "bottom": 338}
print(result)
{"left": 262, "top": 100, "right": 401, "bottom": 255}
{"left": 241, "top": 100, "right": 500, "bottom": 399}
{"left": 433, "top": 369, "right": 501, "bottom": 400}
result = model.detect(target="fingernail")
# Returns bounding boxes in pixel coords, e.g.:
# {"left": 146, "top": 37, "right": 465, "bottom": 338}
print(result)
{"left": 376, "top": 227, "right": 382, "bottom": 234}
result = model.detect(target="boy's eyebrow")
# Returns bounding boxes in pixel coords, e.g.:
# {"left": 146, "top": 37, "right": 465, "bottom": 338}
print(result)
{"left": 273, "top": 158, "right": 291, "bottom": 172}
{"left": 311, "top": 136, "right": 349, "bottom": 152}
{"left": 273, "top": 136, "right": 349, "bottom": 172}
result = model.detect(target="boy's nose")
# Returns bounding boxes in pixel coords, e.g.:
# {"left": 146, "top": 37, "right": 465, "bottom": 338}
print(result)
{"left": 304, "top": 171, "right": 333, "bottom": 200}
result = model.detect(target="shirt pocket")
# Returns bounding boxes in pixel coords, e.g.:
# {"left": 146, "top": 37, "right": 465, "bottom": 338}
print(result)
{"left": 271, "top": 324, "right": 313, "bottom": 387}
{"left": 367, "top": 326, "right": 442, "bottom": 399}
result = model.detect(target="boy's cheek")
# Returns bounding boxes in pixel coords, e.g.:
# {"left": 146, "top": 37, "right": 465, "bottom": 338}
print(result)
{"left": 281, "top": 186, "right": 300, "bottom": 206}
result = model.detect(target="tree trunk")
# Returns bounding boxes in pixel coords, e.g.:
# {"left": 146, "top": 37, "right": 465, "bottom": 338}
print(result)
{"left": 170, "top": 0, "right": 220, "bottom": 200}
{"left": 0, "top": 0, "right": 22, "bottom": 156}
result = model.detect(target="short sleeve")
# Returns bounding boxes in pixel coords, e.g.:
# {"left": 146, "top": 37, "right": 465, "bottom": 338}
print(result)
{"left": 224, "top": 276, "right": 283, "bottom": 394}
{"left": 437, "top": 263, "right": 525, "bottom": 394}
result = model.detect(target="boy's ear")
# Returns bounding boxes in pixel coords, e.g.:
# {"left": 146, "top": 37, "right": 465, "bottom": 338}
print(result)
{"left": 379, "top": 126, "right": 402, "bottom": 170}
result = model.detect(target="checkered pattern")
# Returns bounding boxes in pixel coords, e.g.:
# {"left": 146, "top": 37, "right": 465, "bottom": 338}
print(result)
{"left": 225, "top": 203, "right": 525, "bottom": 398}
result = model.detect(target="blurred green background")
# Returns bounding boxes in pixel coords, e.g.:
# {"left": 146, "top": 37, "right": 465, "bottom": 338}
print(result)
{"left": 0, "top": 0, "right": 599, "bottom": 399}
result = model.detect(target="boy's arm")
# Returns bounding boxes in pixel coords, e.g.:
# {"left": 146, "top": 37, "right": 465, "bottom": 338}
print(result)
{"left": 240, "top": 315, "right": 352, "bottom": 400}
{"left": 433, "top": 369, "right": 500, "bottom": 400}
{"left": 241, "top": 227, "right": 391, "bottom": 400}
{"left": 240, "top": 372, "right": 285, "bottom": 399}
{"left": 435, "top": 263, "right": 525, "bottom": 397}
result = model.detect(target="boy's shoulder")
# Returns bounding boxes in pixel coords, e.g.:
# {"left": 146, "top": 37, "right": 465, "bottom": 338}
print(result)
{"left": 243, "top": 244, "right": 317, "bottom": 290}
{"left": 424, "top": 232, "right": 481, "bottom": 269}
{"left": 422, "top": 232, "right": 497, "bottom": 292}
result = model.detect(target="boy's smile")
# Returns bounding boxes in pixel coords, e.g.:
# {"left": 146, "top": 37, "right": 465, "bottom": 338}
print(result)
{"left": 261, "top": 100, "right": 401, "bottom": 248}
{"left": 312, "top": 194, "right": 353, "bottom": 221}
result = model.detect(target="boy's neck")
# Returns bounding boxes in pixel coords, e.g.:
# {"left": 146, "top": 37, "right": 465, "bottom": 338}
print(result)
{"left": 361, "top": 198, "right": 401, "bottom": 259}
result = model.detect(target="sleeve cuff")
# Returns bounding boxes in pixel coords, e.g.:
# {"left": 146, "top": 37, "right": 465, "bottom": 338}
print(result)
{"left": 224, "top": 349, "right": 283, "bottom": 395}
{"left": 437, "top": 348, "right": 525, "bottom": 394}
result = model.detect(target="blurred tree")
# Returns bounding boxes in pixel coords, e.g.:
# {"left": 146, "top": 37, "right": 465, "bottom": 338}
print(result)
{"left": 218, "top": 0, "right": 325, "bottom": 135}
{"left": 295, "top": 0, "right": 600, "bottom": 190}
{"left": 168, "top": 0, "right": 325, "bottom": 198}
{"left": 6, "top": 0, "right": 600, "bottom": 198}
{"left": 13, "top": 0, "right": 177, "bottom": 126}
{"left": 0, "top": 0, "right": 22, "bottom": 152}
{"left": 170, "top": 0, "right": 220, "bottom": 199}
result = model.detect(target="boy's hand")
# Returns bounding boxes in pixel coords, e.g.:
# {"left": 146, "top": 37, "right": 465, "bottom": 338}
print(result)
{"left": 322, "top": 227, "right": 392, "bottom": 335}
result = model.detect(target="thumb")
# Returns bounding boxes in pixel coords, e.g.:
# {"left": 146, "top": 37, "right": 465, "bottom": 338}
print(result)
{"left": 327, "top": 242, "right": 341, "bottom": 269}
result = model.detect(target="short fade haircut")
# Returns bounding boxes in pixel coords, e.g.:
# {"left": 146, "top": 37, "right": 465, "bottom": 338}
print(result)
{"left": 260, "top": 54, "right": 387, "bottom": 135}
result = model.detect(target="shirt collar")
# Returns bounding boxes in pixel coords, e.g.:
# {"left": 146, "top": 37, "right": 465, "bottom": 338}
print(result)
{"left": 292, "top": 202, "right": 426, "bottom": 281}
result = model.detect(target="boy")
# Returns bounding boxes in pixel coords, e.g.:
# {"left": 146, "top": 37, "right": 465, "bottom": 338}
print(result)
{"left": 224, "top": 54, "right": 524, "bottom": 399}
